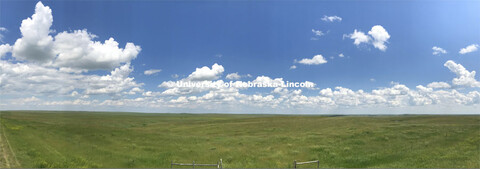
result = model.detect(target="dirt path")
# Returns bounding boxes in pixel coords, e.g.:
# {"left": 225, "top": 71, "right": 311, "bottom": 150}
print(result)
{"left": 0, "top": 121, "right": 20, "bottom": 168}
{"left": 0, "top": 127, "right": 10, "bottom": 168}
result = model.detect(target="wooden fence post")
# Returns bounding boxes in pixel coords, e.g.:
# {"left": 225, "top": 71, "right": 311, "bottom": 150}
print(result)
{"left": 294, "top": 160, "right": 297, "bottom": 168}
{"left": 317, "top": 160, "right": 319, "bottom": 168}
{"left": 192, "top": 161, "right": 195, "bottom": 169}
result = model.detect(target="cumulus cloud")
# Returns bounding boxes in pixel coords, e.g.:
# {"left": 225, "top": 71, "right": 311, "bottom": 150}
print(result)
{"left": 157, "top": 64, "right": 232, "bottom": 96}
{"left": 289, "top": 65, "right": 297, "bottom": 70}
{"left": 0, "top": 60, "right": 141, "bottom": 96}
{"left": 367, "top": 25, "right": 390, "bottom": 51}
{"left": 0, "top": 27, "right": 7, "bottom": 42}
{"left": 432, "top": 46, "right": 447, "bottom": 55}
{"left": 338, "top": 53, "right": 344, "bottom": 58}
{"left": 459, "top": 44, "right": 478, "bottom": 54}
{"left": 345, "top": 29, "right": 370, "bottom": 46}
{"left": 321, "top": 15, "right": 342, "bottom": 22}
{"left": 71, "top": 91, "right": 79, "bottom": 97}
{"left": 144, "top": 69, "right": 162, "bottom": 75}
{"left": 8, "top": 2, "right": 141, "bottom": 71}
{"left": 12, "top": 1, "right": 55, "bottom": 63}
{"left": 2, "top": 2, "right": 479, "bottom": 114}
{"left": 345, "top": 25, "right": 390, "bottom": 51}
{"left": 6, "top": 60, "right": 480, "bottom": 114}
{"left": 296, "top": 55, "right": 327, "bottom": 65}
{"left": 252, "top": 76, "right": 285, "bottom": 86}
{"left": 154, "top": 61, "right": 480, "bottom": 112}
{"left": 0, "top": 44, "right": 12, "bottom": 58}
{"left": 226, "top": 72, "right": 241, "bottom": 80}
{"left": 311, "top": 29, "right": 324, "bottom": 36}
{"left": 53, "top": 30, "right": 141, "bottom": 70}
{"left": 0, "top": 2, "right": 143, "bottom": 99}
{"left": 84, "top": 63, "right": 141, "bottom": 95}
{"left": 7, "top": 96, "right": 41, "bottom": 105}
{"left": 444, "top": 60, "right": 480, "bottom": 88}
{"left": 427, "top": 82, "right": 451, "bottom": 89}
{"left": 125, "top": 87, "right": 144, "bottom": 95}
{"left": 187, "top": 63, "right": 224, "bottom": 81}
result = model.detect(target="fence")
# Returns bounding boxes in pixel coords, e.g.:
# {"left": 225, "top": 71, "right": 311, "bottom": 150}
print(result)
{"left": 171, "top": 159, "right": 222, "bottom": 168}
{"left": 293, "top": 160, "right": 319, "bottom": 168}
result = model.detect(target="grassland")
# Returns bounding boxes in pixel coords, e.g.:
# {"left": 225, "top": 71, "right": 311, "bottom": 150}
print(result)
{"left": 0, "top": 111, "right": 479, "bottom": 168}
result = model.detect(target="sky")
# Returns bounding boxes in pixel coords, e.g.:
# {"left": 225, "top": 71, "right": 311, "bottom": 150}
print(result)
{"left": 0, "top": 0, "right": 479, "bottom": 114}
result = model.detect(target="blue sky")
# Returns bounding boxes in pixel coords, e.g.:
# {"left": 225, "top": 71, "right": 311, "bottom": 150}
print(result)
{"left": 0, "top": 0, "right": 479, "bottom": 114}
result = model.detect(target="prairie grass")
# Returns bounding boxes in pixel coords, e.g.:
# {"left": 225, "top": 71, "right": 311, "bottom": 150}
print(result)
{"left": 0, "top": 111, "right": 478, "bottom": 168}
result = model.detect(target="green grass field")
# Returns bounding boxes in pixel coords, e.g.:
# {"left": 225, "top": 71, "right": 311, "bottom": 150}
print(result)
{"left": 0, "top": 111, "right": 479, "bottom": 168}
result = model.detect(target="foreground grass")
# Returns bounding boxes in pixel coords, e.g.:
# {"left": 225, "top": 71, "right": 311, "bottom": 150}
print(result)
{"left": 0, "top": 111, "right": 479, "bottom": 168}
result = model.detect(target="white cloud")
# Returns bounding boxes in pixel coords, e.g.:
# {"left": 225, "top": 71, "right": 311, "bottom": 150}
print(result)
{"left": 226, "top": 72, "right": 241, "bottom": 80}
{"left": 2, "top": 2, "right": 480, "bottom": 114}
{"left": 319, "top": 88, "right": 333, "bottom": 97}
{"left": 71, "top": 91, "right": 79, "bottom": 97}
{"left": 289, "top": 65, "right": 297, "bottom": 70}
{"left": 170, "top": 96, "right": 188, "bottom": 104}
{"left": 53, "top": 30, "right": 141, "bottom": 70}
{"left": 368, "top": 25, "right": 390, "bottom": 51}
{"left": 345, "top": 25, "right": 390, "bottom": 51}
{"left": 142, "top": 91, "right": 161, "bottom": 97}
{"left": 0, "top": 3, "right": 141, "bottom": 97}
{"left": 0, "top": 44, "right": 12, "bottom": 58}
{"left": 459, "top": 44, "right": 478, "bottom": 54}
{"left": 0, "top": 27, "right": 7, "bottom": 42}
{"left": 321, "top": 15, "right": 342, "bottom": 22}
{"left": 7, "top": 96, "right": 41, "bottom": 105}
{"left": 444, "top": 60, "right": 480, "bottom": 88}
{"left": 187, "top": 63, "right": 224, "bottom": 81}
{"left": 311, "top": 29, "right": 324, "bottom": 36}
{"left": 84, "top": 63, "right": 142, "bottom": 95}
{"left": 125, "top": 87, "right": 144, "bottom": 95}
{"left": 303, "top": 81, "right": 317, "bottom": 90}
{"left": 0, "top": 60, "right": 77, "bottom": 95}
{"left": 427, "top": 82, "right": 451, "bottom": 89}
{"left": 144, "top": 69, "right": 162, "bottom": 75}
{"left": 252, "top": 76, "right": 285, "bottom": 86}
{"left": 0, "top": 60, "right": 141, "bottom": 96}
{"left": 6, "top": 60, "right": 480, "bottom": 113}
{"left": 157, "top": 64, "right": 234, "bottom": 96}
{"left": 345, "top": 29, "right": 370, "bottom": 46}
{"left": 12, "top": 1, "right": 55, "bottom": 63}
{"left": 9, "top": 2, "right": 141, "bottom": 71}
{"left": 41, "top": 99, "right": 96, "bottom": 106}
{"left": 432, "top": 46, "right": 447, "bottom": 55}
{"left": 338, "top": 53, "right": 344, "bottom": 58}
{"left": 296, "top": 55, "right": 327, "bottom": 65}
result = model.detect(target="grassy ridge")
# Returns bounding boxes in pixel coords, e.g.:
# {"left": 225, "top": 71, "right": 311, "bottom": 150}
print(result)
{"left": 0, "top": 111, "right": 479, "bottom": 168}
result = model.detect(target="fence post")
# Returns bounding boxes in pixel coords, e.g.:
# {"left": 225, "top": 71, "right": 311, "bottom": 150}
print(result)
{"left": 171, "top": 161, "right": 173, "bottom": 168}
{"left": 192, "top": 161, "right": 195, "bottom": 169}
{"left": 219, "top": 159, "right": 223, "bottom": 169}
{"left": 317, "top": 160, "right": 319, "bottom": 168}
{"left": 294, "top": 160, "right": 297, "bottom": 168}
